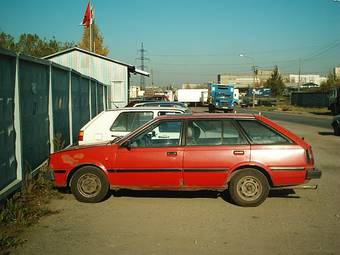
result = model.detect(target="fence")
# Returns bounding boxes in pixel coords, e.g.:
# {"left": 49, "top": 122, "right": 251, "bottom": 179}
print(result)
{"left": 291, "top": 91, "right": 329, "bottom": 108}
{"left": 0, "top": 48, "right": 108, "bottom": 200}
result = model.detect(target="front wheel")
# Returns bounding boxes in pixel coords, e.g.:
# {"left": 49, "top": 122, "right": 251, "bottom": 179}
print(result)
{"left": 208, "top": 104, "right": 215, "bottom": 113}
{"left": 70, "top": 166, "right": 109, "bottom": 203}
{"left": 228, "top": 169, "right": 269, "bottom": 207}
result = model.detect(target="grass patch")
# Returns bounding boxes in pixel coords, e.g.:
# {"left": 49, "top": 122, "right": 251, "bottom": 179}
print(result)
{"left": 0, "top": 164, "right": 61, "bottom": 253}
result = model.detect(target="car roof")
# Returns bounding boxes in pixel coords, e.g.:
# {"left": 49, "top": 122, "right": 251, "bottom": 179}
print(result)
{"left": 155, "top": 113, "right": 256, "bottom": 120}
{"left": 134, "top": 101, "right": 186, "bottom": 106}
{"left": 105, "top": 107, "right": 187, "bottom": 112}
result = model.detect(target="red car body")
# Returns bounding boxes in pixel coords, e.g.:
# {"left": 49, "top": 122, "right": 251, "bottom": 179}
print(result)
{"left": 49, "top": 113, "right": 321, "bottom": 206}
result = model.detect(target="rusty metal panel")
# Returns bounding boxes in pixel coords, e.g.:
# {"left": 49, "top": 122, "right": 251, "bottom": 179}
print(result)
{"left": 0, "top": 52, "right": 17, "bottom": 189}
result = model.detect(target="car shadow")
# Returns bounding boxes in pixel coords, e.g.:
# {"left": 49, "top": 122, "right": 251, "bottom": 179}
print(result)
{"left": 109, "top": 188, "right": 300, "bottom": 201}
{"left": 311, "top": 111, "right": 332, "bottom": 116}
{"left": 111, "top": 189, "right": 220, "bottom": 199}
{"left": 318, "top": 131, "right": 335, "bottom": 136}
{"left": 268, "top": 189, "right": 299, "bottom": 198}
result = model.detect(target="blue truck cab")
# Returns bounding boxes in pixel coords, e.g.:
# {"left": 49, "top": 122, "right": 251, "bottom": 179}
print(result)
{"left": 208, "top": 84, "right": 235, "bottom": 113}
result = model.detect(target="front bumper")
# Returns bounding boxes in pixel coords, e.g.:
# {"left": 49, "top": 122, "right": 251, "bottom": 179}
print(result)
{"left": 306, "top": 168, "right": 322, "bottom": 180}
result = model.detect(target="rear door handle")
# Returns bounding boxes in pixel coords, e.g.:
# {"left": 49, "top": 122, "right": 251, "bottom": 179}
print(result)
{"left": 167, "top": 152, "right": 177, "bottom": 156}
{"left": 233, "top": 150, "right": 244, "bottom": 155}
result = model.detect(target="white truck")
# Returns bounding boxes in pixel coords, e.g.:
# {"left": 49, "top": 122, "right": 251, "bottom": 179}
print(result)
{"left": 176, "top": 89, "right": 208, "bottom": 105}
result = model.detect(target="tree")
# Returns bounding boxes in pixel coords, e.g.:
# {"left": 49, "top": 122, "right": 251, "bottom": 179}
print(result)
{"left": 265, "top": 66, "right": 285, "bottom": 97}
{"left": 320, "top": 71, "right": 340, "bottom": 92}
{"left": 79, "top": 22, "right": 109, "bottom": 56}
{"left": 0, "top": 32, "right": 16, "bottom": 51}
{"left": 0, "top": 31, "right": 75, "bottom": 57}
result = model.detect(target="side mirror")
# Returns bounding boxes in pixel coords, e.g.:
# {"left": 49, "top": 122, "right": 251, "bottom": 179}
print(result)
{"left": 122, "top": 140, "right": 132, "bottom": 151}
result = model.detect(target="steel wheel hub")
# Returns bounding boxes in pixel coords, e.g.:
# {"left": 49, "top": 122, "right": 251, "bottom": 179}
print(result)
{"left": 77, "top": 173, "right": 101, "bottom": 198}
{"left": 236, "top": 176, "right": 262, "bottom": 201}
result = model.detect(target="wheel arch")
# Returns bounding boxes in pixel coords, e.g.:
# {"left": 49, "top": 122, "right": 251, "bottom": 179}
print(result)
{"left": 227, "top": 165, "right": 273, "bottom": 188}
{"left": 67, "top": 163, "right": 108, "bottom": 187}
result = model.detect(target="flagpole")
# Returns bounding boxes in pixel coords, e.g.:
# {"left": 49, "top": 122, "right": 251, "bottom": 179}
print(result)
{"left": 89, "top": 0, "right": 92, "bottom": 52}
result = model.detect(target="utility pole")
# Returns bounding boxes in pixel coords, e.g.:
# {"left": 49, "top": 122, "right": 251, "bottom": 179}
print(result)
{"left": 298, "top": 58, "right": 302, "bottom": 92}
{"left": 136, "top": 42, "right": 149, "bottom": 90}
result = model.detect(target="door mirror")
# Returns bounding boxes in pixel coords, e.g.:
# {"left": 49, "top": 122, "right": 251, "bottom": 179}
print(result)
{"left": 122, "top": 140, "right": 132, "bottom": 150}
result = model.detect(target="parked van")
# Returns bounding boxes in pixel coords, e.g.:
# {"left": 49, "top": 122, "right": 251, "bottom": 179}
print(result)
{"left": 78, "top": 107, "right": 187, "bottom": 145}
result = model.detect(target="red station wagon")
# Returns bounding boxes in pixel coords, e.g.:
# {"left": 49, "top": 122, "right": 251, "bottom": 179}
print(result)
{"left": 48, "top": 113, "right": 321, "bottom": 207}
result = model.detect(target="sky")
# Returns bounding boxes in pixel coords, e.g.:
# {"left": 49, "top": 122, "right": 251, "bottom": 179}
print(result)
{"left": 1, "top": 0, "right": 340, "bottom": 86}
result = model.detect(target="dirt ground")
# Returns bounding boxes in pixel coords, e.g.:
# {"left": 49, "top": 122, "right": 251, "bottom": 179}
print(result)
{"left": 11, "top": 119, "right": 340, "bottom": 255}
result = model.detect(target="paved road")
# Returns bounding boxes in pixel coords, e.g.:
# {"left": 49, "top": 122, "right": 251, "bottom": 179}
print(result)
{"left": 12, "top": 114, "right": 340, "bottom": 255}
{"left": 191, "top": 106, "right": 333, "bottom": 129}
{"left": 236, "top": 107, "right": 333, "bottom": 129}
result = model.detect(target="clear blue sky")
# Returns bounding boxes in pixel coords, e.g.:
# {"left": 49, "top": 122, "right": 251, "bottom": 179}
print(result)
{"left": 1, "top": 0, "right": 340, "bottom": 86}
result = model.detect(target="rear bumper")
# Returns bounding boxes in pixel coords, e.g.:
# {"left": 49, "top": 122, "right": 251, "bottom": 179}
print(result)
{"left": 306, "top": 168, "right": 322, "bottom": 180}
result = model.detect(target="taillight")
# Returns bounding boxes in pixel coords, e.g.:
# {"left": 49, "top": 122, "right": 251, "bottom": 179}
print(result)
{"left": 78, "top": 131, "right": 84, "bottom": 141}
{"left": 306, "top": 147, "right": 314, "bottom": 164}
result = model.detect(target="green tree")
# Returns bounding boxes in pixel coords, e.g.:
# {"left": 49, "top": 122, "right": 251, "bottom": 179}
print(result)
{"left": 320, "top": 71, "right": 340, "bottom": 92}
{"left": 0, "top": 32, "right": 75, "bottom": 57}
{"left": 265, "top": 66, "right": 285, "bottom": 97}
{"left": 0, "top": 32, "right": 16, "bottom": 51}
{"left": 79, "top": 22, "right": 109, "bottom": 56}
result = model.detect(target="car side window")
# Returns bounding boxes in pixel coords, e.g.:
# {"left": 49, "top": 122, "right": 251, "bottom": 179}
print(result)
{"left": 223, "top": 120, "right": 248, "bottom": 145}
{"left": 130, "top": 121, "right": 183, "bottom": 148}
{"left": 186, "top": 120, "right": 222, "bottom": 146}
{"left": 238, "top": 120, "right": 291, "bottom": 144}
{"left": 110, "top": 111, "right": 153, "bottom": 132}
{"left": 186, "top": 120, "right": 247, "bottom": 146}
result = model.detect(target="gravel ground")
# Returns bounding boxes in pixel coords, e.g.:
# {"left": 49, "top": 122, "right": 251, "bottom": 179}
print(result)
{"left": 11, "top": 117, "right": 340, "bottom": 255}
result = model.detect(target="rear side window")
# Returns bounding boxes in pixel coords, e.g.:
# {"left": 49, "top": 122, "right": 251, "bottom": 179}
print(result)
{"left": 186, "top": 120, "right": 247, "bottom": 146}
{"left": 238, "top": 120, "right": 291, "bottom": 144}
{"left": 110, "top": 111, "right": 153, "bottom": 132}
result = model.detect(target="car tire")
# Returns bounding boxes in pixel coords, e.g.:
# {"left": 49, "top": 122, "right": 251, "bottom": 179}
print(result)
{"left": 208, "top": 104, "right": 215, "bottom": 113}
{"left": 70, "top": 166, "right": 109, "bottom": 203}
{"left": 228, "top": 169, "right": 269, "bottom": 207}
{"left": 334, "top": 124, "right": 340, "bottom": 136}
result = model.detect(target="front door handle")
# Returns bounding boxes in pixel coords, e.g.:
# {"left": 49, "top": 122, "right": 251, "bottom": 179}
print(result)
{"left": 233, "top": 150, "right": 244, "bottom": 155}
{"left": 167, "top": 152, "right": 177, "bottom": 156}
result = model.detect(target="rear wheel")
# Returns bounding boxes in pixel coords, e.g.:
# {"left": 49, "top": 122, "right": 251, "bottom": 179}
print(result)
{"left": 333, "top": 122, "right": 340, "bottom": 136}
{"left": 70, "top": 166, "right": 109, "bottom": 203}
{"left": 228, "top": 169, "right": 269, "bottom": 207}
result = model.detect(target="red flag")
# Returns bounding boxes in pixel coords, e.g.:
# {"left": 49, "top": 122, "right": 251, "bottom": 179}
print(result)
{"left": 81, "top": 1, "right": 92, "bottom": 28}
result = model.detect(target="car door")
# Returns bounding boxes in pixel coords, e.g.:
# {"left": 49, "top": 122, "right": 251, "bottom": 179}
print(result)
{"left": 114, "top": 119, "right": 184, "bottom": 188}
{"left": 183, "top": 119, "right": 250, "bottom": 188}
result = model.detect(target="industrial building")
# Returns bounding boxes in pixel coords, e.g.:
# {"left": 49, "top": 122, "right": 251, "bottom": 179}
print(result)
{"left": 44, "top": 47, "right": 149, "bottom": 107}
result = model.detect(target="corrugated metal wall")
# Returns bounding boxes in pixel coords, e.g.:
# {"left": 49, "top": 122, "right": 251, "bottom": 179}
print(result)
{"left": 291, "top": 92, "right": 329, "bottom": 108}
{"left": 48, "top": 50, "right": 129, "bottom": 108}
{"left": 0, "top": 48, "right": 108, "bottom": 200}
{"left": 0, "top": 51, "right": 17, "bottom": 190}
{"left": 19, "top": 57, "right": 50, "bottom": 172}
{"left": 52, "top": 66, "right": 70, "bottom": 149}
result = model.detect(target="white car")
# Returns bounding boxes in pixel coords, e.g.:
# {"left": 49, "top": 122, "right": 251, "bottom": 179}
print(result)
{"left": 78, "top": 107, "right": 187, "bottom": 145}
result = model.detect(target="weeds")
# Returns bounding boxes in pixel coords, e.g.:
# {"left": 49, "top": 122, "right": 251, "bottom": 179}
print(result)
{"left": 53, "top": 133, "right": 65, "bottom": 152}
{"left": 0, "top": 164, "right": 61, "bottom": 252}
